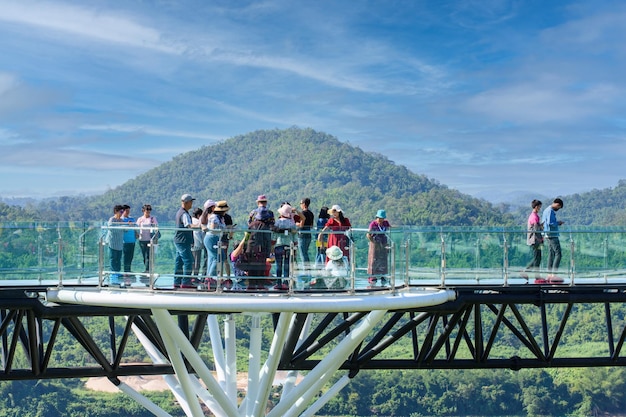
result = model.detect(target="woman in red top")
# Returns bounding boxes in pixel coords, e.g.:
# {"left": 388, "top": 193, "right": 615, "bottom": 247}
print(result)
{"left": 317, "top": 205, "right": 351, "bottom": 261}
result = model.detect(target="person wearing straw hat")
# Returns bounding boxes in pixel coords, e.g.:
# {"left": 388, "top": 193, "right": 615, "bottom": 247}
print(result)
{"left": 366, "top": 209, "right": 391, "bottom": 285}
{"left": 204, "top": 200, "right": 229, "bottom": 279}
{"left": 317, "top": 204, "right": 351, "bottom": 262}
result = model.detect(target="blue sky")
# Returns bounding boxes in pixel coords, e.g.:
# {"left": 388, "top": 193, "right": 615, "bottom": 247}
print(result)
{"left": 1, "top": 0, "right": 625, "bottom": 203}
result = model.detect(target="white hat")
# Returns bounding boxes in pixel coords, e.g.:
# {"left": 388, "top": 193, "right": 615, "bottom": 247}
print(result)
{"left": 203, "top": 199, "right": 216, "bottom": 209}
{"left": 330, "top": 204, "right": 342, "bottom": 213}
{"left": 326, "top": 245, "right": 343, "bottom": 261}
{"left": 278, "top": 204, "right": 293, "bottom": 218}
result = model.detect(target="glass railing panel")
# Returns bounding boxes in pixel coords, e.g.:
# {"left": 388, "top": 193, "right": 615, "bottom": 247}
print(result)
{"left": 3, "top": 222, "right": 626, "bottom": 290}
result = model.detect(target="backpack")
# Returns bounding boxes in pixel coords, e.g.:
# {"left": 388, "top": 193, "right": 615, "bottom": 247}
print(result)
{"left": 240, "top": 220, "right": 273, "bottom": 276}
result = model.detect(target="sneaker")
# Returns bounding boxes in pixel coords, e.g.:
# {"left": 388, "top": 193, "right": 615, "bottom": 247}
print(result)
{"left": 534, "top": 277, "right": 548, "bottom": 284}
{"left": 547, "top": 275, "right": 564, "bottom": 284}
{"left": 368, "top": 277, "right": 377, "bottom": 285}
{"left": 273, "top": 283, "right": 289, "bottom": 291}
{"left": 380, "top": 277, "right": 388, "bottom": 285}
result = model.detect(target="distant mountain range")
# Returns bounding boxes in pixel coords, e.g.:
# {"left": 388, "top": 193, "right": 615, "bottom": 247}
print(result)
{"left": 1, "top": 127, "right": 624, "bottom": 226}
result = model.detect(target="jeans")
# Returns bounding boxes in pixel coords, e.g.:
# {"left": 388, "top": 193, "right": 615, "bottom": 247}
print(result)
{"left": 139, "top": 240, "right": 150, "bottom": 272}
{"left": 109, "top": 247, "right": 122, "bottom": 284}
{"left": 123, "top": 242, "right": 135, "bottom": 272}
{"left": 546, "top": 237, "right": 561, "bottom": 273}
{"left": 274, "top": 245, "right": 290, "bottom": 278}
{"left": 109, "top": 247, "right": 122, "bottom": 273}
{"left": 298, "top": 233, "right": 312, "bottom": 264}
{"left": 174, "top": 242, "right": 193, "bottom": 286}
{"left": 204, "top": 234, "right": 220, "bottom": 277}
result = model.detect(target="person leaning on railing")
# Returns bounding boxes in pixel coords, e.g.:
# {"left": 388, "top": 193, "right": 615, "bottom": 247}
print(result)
{"left": 106, "top": 205, "right": 125, "bottom": 285}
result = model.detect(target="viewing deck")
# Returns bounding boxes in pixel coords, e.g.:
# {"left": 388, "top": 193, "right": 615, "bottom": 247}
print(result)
{"left": 2, "top": 222, "right": 626, "bottom": 291}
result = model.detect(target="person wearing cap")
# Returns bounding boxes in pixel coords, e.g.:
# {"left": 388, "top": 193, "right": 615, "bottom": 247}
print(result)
{"left": 317, "top": 204, "right": 352, "bottom": 262}
{"left": 273, "top": 203, "right": 297, "bottom": 288}
{"left": 174, "top": 194, "right": 196, "bottom": 287}
{"left": 248, "top": 194, "right": 275, "bottom": 225}
{"left": 204, "top": 200, "right": 229, "bottom": 278}
{"left": 106, "top": 204, "right": 126, "bottom": 285}
{"left": 366, "top": 209, "right": 391, "bottom": 285}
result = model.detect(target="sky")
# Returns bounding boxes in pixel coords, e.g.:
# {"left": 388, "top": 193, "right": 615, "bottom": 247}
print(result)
{"left": 1, "top": 0, "right": 625, "bottom": 203}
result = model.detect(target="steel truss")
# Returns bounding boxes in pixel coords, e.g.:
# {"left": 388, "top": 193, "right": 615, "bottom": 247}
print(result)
{"left": 3, "top": 285, "right": 626, "bottom": 416}
{"left": 279, "top": 285, "right": 626, "bottom": 374}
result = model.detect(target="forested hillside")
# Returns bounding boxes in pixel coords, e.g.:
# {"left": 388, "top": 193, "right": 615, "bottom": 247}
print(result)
{"left": 22, "top": 127, "right": 512, "bottom": 226}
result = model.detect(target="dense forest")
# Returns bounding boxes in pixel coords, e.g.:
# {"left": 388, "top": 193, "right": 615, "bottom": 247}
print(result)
{"left": 2, "top": 127, "right": 626, "bottom": 416}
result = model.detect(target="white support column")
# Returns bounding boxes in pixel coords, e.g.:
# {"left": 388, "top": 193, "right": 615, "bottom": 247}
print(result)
{"left": 268, "top": 309, "right": 388, "bottom": 417}
{"left": 116, "top": 381, "right": 173, "bottom": 417}
{"left": 132, "top": 322, "right": 215, "bottom": 415}
{"left": 252, "top": 312, "right": 294, "bottom": 417}
{"left": 208, "top": 314, "right": 227, "bottom": 389}
{"left": 299, "top": 374, "right": 351, "bottom": 417}
{"left": 152, "top": 309, "right": 239, "bottom": 417}
{"left": 244, "top": 313, "right": 263, "bottom": 417}
{"left": 155, "top": 311, "right": 205, "bottom": 417}
{"left": 224, "top": 314, "right": 238, "bottom": 401}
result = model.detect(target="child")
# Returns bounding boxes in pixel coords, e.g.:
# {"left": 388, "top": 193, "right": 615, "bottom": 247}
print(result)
{"left": 310, "top": 245, "right": 348, "bottom": 289}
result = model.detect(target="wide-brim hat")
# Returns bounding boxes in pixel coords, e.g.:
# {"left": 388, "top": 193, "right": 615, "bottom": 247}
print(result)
{"left": 278, "top": 204, "right": 293, "bottom": 218}
{"left": 256, "top": 194, "right": 268, "bottom": 202}
{"left": 330, "top": 204, "right": 342, "bottom": 213}
{"left": 214, "top": 200, "right": 230, "bottom": 212}
{"left": 203, "top": 199, "right": 216, "bottom": 209}
{"left": 376, "top": 209, "right": 386, "bottom": 219}
{"left": 326, "top": 245, "right": 344, "bottom": 261}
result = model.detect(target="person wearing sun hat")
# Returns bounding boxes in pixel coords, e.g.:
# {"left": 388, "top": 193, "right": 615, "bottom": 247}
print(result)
{"left": 204, "top": 200, "right": 229, "bottom": 279}
{"left": 273, "top": 203, "right": 297, "bottom": 289}
{"left": 322, "top": 245, "right": 349, "bottom": 289}
{"left": 248, "top": 194, "right": 275, "bottom": 225}
{"left": 366, "top": 209, "right": 391, "bottom": 286}
{"left": 174, "top": 193, "right": 196, "bottom": 287}
{"left": 317, "top": 204, "right": 352, "bottom": 262}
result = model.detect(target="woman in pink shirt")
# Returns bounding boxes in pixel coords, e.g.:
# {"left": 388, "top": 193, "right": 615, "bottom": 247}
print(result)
{"left": 522, "top": 200, "right": 543, "bottom": 282}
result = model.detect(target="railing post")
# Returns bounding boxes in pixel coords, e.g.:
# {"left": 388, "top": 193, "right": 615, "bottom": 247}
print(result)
{"left": 570, "top": 234, "right": 576, "bottom": 286}
{"left": 98, "top": 229, "right": 105, "bottom": 287}
{"left": 603, "top": 237, "right": 609, "bottom": 283}
{"left": 502, "top": 232, "right": 509, "bottom": 287}
{"left": 57, "top": 228, "right": 64, "bottom": 287}
{"left": 440, "top": 232, "right": 446, "bottom": 286}
{"left": 475, "top": 237, "right": 481, "bottom": 282}
{"left": 348, "top": 231, "right": 356, "bottom": 293}
{"left": 148, "top": 230, "right": 157, "bottom": 289}
{"left": 389, "top": 240, "right": 396, "bottom": 294}
{"left": 404, "top": 237, "right": 410, "bottom": 287}
{"left": 288, "top": 241, "right": 295, "bottom": 294}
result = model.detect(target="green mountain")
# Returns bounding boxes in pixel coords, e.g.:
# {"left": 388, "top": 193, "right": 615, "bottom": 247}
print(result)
{"left": 7, "top": 127, "right": 513, "bottom": 226}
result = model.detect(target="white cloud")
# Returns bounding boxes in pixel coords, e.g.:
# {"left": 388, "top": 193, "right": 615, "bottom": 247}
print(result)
{"left": 0, "top": 0, "right": 181, "bottom": 54}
